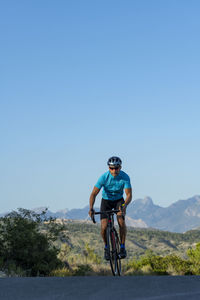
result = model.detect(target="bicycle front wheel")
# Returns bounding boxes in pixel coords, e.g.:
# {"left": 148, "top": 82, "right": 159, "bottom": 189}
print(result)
{"left": 108, "top": 228, "right": 121, "bottom": 276}
{"left": 113, "top": 227, "right": 121, "bottom": 275}
{"left": 106, "top": 227, "right": 115, "bottom": 276}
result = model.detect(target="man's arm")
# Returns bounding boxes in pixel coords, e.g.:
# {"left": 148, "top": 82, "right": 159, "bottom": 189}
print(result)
{"left": 119, "top": 188, "right": 132, "bottom": 216}
{"left": 89, "top": 186, "right": 100, "bottom": 217}
{"left": 124, "top": 188, "right": 132, "bottom": 206}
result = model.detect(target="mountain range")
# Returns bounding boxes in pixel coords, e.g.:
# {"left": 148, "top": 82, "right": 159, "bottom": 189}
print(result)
{"left": 2, "top": 195, "right": 200, "bottom": 233}
{"left": 126, "top": 195, "right": 200, "bottom": 232}
{"left": 29, "top": 195, "right": 200, "bottom": 233}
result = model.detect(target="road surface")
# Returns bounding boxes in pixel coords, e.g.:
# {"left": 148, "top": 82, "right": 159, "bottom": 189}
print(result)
{"left": 1, "top": 276, "right": 200, "bottom": 300}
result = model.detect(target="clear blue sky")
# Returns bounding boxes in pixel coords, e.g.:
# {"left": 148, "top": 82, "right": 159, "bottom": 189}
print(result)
{"left": 1, "top": 0, "right": 200, "bottom": 213}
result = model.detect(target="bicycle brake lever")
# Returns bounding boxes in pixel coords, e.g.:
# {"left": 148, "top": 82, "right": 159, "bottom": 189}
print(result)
{"left": 90, "top": 209, "right": 96, "bottom": 224}
{"left": 91, "top": 213, "right": 96, "bottom": 224}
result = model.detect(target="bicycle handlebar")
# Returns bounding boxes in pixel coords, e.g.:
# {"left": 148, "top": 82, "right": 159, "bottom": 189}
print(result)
{"left": 91, "top": 209, "right": 120, "bottom": 224}
{"left": 94, "top": 210, "right": 120, "bottom": 215}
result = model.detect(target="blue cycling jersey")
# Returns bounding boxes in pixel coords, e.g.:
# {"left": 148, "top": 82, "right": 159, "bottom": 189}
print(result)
{"left": 95, "top": 170, "right": 131, "bottom": 201}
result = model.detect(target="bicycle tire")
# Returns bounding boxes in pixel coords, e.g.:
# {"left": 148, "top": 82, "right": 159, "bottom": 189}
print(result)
{"left": 110, "top": 228, "right": 121, "bottom": 276}
{"left": 106, "top": 227, "right": 115, "bottom": 276}
{"left": 113, "top": 227, "right": 121, "bottom": 275}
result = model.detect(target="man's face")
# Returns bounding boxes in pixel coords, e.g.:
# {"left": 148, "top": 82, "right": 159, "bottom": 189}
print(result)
{"left": 109, "top": 165, "right": 121, "bottom": 177}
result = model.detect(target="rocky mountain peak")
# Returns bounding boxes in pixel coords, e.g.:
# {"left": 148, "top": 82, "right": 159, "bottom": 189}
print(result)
{"left": 141, "top": 197, "right": 154, "bottom": 205}
{"left": 132, "top": 196, "right": 154, "bottom": 208}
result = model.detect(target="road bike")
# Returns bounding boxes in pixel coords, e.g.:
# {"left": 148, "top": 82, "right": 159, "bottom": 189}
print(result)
{"left": 91, "top": 209, "right": 122, "bottom": 276}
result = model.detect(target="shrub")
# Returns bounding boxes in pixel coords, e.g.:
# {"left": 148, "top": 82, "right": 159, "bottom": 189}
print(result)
{"left": 73, "top": 264, "right": 93, "bottom": 276}
{"left": 126, "top": 250, "right": 191, "bottom": 275}
{"left": 83, "top": 243, "right": 101, "bottom": 264}
{"left": 187, "top": 243, "right": 200, "bottom": 275}
{"left": 50, "top": 267, "right": 73, "bottom": 277}
{"left": 0, "top": 208, "right": 63, "bottom": 276}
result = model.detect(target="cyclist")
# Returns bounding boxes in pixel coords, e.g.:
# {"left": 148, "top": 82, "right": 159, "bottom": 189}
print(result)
{"left": 89, "top": 156, "right": 132, "bottom": 260}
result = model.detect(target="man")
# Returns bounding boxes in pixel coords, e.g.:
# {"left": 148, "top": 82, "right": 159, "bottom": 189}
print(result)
{"left": 89, "top": 156, "right": 132, "bottom": 260}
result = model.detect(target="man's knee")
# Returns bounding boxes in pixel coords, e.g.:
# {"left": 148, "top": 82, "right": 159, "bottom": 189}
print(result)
{"left": 117, "top": 215, "right": 126, "bottom": 228}
{"left": 101, "top": 219, "right": 108, "bottom": 231}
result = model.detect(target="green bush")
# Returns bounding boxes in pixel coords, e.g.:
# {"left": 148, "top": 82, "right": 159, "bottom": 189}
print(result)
{"left": 50, "top": 267, "right": 73, "bottom": 277}
{"left": 83, "top": 243, "right": 101, "bottom": 264}
{"left": 73, "top": 264, "right": 93, "bottom": 276}
{"left": 187, "top": 242, "right": 200, "bottom": 275}
{"left": 126, "top": 250, "right": 191, "bottom": 275}
{"left": 0, "top": 208, "right": 63, "bottom": 276}
{"left": 51, "top": 264, "right": 94, "bottom": 277}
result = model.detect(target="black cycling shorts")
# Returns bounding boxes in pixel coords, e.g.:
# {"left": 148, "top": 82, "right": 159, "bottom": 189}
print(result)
{"left": 100, "top": 198, "right": 125, "bottom": 220}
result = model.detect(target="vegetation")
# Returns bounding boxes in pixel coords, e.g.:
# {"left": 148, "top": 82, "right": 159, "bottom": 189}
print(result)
{"left": 125, "top": 252, "right": 191, "bottom": 275}
{"left": 1, "top": 210, "right": 200, "bottom": 276}
{"left": 54, "top": 221, "right": 200, "bottom": 260}
{"left": 48, "top": 221, "right": 200, "bottom": 276}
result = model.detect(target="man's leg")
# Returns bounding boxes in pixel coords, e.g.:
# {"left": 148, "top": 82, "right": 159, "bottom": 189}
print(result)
{"left": 117, "top": 215, "right": 127, "bottom": 244}
{"left": 100, "top": 198, "right": 111, "bottom": 260}
{"left": 117, "top": 215, "right": 127, "bottom": 258}
{"left": 101, "top": 218, "right": 110, "bottom": 260}
{"left": 100, "top": 199, "right": 109, "bottom": 245}
{"left": 101, "top": 218, "right": 108, "bottom": 245}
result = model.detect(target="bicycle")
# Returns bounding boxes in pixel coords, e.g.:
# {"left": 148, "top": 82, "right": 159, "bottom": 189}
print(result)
{"left": 91, "top": 209, "right": 122, "bottom": 276}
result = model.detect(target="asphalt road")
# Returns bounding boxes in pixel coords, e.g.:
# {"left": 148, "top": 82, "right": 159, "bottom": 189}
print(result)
{"left": 1, "top": 276, "right": 200, "bottom": 300}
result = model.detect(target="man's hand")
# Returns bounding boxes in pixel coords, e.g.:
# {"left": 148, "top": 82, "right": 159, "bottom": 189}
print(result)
{"left": 120, "top": 203, "right": 127, "bottom": 216}
{"left": 89, "top": 208, "right": 95, "bottom": 218}
{"left": 89, "top": 208, "right": 96, "bottom": 223}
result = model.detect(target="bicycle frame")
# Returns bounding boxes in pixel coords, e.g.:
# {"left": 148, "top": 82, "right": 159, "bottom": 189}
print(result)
{"left": 107, "top": 211, "right": 115, "bottom": 230}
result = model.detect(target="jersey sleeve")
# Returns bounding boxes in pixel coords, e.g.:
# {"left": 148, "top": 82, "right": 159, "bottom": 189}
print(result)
{"left": 95, "top": 174, "right": 105, "bottom": 189}
{"left": 124, "top": 176, "right": 132, "bottom": 189}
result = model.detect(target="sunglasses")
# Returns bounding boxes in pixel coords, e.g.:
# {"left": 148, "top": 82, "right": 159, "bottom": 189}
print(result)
{"left": 109, "top": 166, "right": 120, "bottom": 170}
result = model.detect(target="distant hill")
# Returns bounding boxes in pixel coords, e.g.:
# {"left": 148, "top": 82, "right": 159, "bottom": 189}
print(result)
{"left": 54, "top": 220, "right": 200, "bottom": 260}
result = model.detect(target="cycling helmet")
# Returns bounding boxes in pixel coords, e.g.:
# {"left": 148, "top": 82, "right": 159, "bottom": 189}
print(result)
{"left": 107, "top": 156, "right": 122, "bottom": 167}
